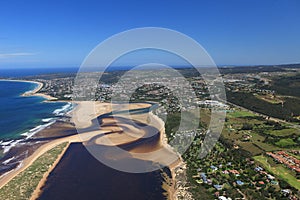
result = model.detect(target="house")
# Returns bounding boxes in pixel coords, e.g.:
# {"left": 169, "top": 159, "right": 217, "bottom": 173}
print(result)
{"left": 281, "top": 189, "right": 291, "bottom": 196}
{"left": 214, "top": 191, "right": 220, "bottom": 197}
{"left": 207, "top": 179, "right": 212, "bottom": 185}
{"left": 214, "top": 184, "right": 223, "bottom": 190}
{"left": 200, "top": 173, "right": 208, "bottom": 183}
{"left": 218, "top": 196, "right": 228, "bottom": 200}
{"left": 254, "top": 166, "right": 263, "bottom": 171}
{"left": 260, "top": 171, "right": 268, "bottom": 175}
{"left": 267, "top": 174, "right": 275, "bottom": 180}
{"left": 271, "top": 181, "right": 278, "bottom": 185}
{"left": 236, "top": 180, "right": 244, "bottom": 186}
{"left": 258, "top": 181, "right": 265, "bottom": 185}
{"left": 242, "top": 134, "right": 251, "bottom": 141}
{"left": 229, "top": 169, "right": 240, "bottom": 176}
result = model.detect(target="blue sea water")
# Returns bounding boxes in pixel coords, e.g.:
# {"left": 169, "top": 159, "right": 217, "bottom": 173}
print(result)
{"left": 0, "top": 80, "right": 71, "bottom": 149}
{"left": 0, "top": 65, "right": 172, "bottom": 78}
{"left": 0, "top": 67, "right": 78, "bottom": 77}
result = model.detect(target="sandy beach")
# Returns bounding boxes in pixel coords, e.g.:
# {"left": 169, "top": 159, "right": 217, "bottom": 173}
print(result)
{"left": 0, "top": 79, "right": 57, "bottom": 101}
{"left": 20, "top": 80, "right": 58, "bottom": 101}
{"left": 0, "top": 101, "right": 183, "bottom": 199}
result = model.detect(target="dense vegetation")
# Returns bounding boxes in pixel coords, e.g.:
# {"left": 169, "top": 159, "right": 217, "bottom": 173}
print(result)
{"left": 0, "top": 142, "right": 68, "bottom": 200}
{"left": 226, "top": 90, "right": 300, "bottom": 122}
{"left": 266, "top": 73, "right": 300, "bottom": 98}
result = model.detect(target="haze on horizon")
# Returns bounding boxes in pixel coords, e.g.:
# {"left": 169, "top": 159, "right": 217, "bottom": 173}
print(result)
{"left": 0, "top": 0, "right": 300, "bottom": 69}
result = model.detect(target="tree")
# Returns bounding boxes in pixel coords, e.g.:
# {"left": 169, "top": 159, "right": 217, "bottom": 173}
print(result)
{"left": 241, "top": 123, "right": 253, "bottom": 130}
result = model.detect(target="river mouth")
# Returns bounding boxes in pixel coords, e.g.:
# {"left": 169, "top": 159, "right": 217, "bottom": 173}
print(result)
{"left": 38, "top": 102, "right": 176, "bottom": 199}
{"left": 73, "top": 102, "right": 180, "bottom": 172}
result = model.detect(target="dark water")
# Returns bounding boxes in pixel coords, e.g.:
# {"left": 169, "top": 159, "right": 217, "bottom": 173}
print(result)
{"left": 38, "top": 143, "right": 169, "bottom": 200}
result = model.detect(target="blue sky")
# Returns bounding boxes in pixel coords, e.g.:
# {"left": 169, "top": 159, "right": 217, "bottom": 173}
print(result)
{"left": 0, "top": 0, "right": 299, "bottom": 68}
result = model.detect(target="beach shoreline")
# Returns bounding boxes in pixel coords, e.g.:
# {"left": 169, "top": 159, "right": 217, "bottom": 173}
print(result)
{"left": 0, "top": 80, "right": 75, "bottom": 188}
{"left": 0, "top": 132, "right": 80, "bottom": 189}
{"left": 0, "top": 79, "right": 58, "bottom": 101}
{"left": 30, "top": 142, "right": 71, "bottom": 200}
{"left": 0, "top": 79, "right": 74, "bottom": 172}
{"left": 149, "top": 112, "right": 189, "bottom": 200}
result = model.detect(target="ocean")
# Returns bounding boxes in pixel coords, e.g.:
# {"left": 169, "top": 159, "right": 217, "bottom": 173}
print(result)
{"left": 0, "top": 67, "right": 78, "bottom": 77}
{"left": 0, "top": 66, "right": 130, "bottom": 78}
{"left": 0, "top": 80, "right": 72, "bottom": 156}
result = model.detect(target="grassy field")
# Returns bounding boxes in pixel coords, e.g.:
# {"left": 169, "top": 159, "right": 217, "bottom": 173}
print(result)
{"left": 227, "top": 110, "right": 255, "bottom": 118}
{"left": 0, "top": 142, "right": 68, "bottom": 200}
{"left": 275, "top": 138, "right": 297, "bottom": 148}
{"left": 254, "top": 155, "right": 300, "bottom": 190}
{"left": 218, "top": 108, "right": 300, "bottom": 155}
{"left": 267, "top": 128, "right": 300, "bottom": 137}
{"left": 254, "top": 141, "right": 281, "bottom": 152}
{"left": 255, "top": 94, "right": 283, "bottom": 104}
